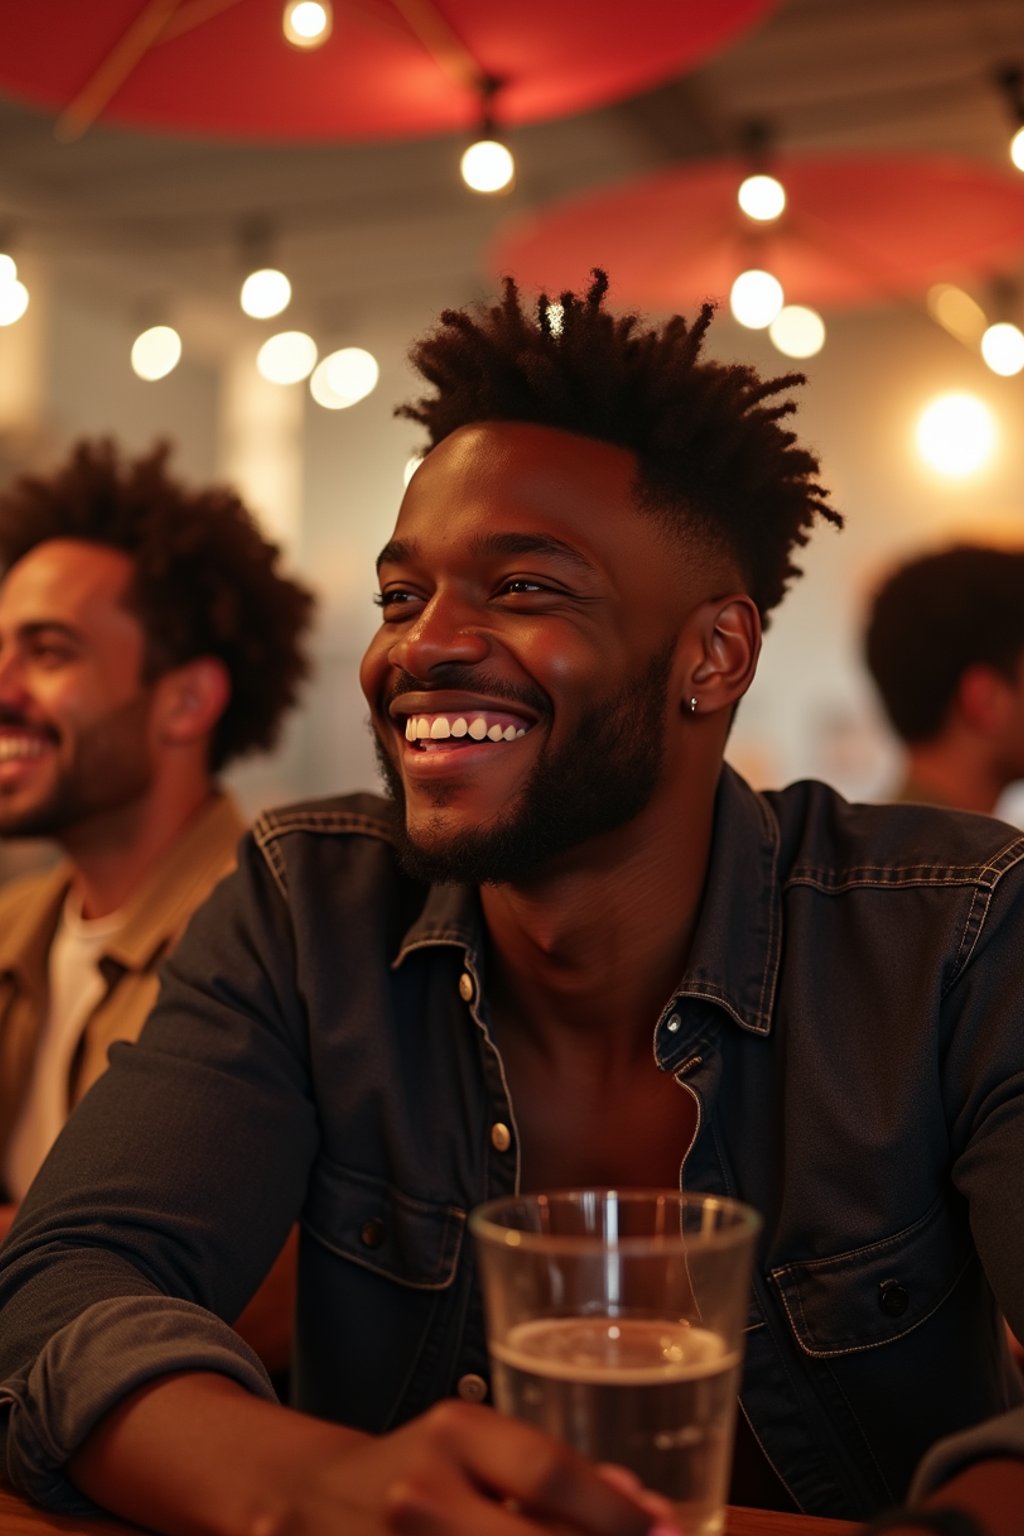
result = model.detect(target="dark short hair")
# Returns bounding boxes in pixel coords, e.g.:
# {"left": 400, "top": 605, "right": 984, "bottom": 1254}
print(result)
{"left": 865, "top": 544, "right": 1024, "bottom": 743}
{"left": 397, "top": 269, "right": 841, "bottom": 621}
{"left": 0, "top": 438, "right": 315, "bottom": 772}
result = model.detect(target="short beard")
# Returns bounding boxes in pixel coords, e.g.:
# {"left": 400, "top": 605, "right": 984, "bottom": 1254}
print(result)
{"left": 372, "top": 641, "right": 674, "bottom": 886}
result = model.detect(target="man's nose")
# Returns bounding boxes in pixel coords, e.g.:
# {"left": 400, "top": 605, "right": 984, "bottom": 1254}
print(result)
{"left": 387, "top": 592, "right": 490, "bottom": 678}
{"left": 0, "top": 648, "right": 29, "bottom": 705}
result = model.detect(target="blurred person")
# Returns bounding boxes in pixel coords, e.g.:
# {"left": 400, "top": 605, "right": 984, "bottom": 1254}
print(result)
{"left": 865, "top": 544, "right": 1024, "bottom": 815}
{"left": 0, "top": 437, "right": 315, "bottom": 1376}
{"left": 0, "top": 277, "right": 1022, "bottom": 1536}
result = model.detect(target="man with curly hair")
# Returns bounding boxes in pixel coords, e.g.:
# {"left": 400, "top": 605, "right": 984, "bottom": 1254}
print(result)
{"left": 0, "top": 438, "right": 314, "bottom": 1366}
{"left": 1, "top": 277, "right": 1022, "bottom": 1536}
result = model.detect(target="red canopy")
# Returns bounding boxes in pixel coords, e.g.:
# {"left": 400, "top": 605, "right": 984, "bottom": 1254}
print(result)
{"left": 489, "top": 155, "right": 1024, "bottom": 311}
{"left": 0, "top": 0, "right": 777, "bottom": 140}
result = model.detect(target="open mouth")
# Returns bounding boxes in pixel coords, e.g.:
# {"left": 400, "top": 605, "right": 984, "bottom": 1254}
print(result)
{"left": 0, "top": 734, "right": 49, "bottom": 764}
{"left": 402, "top": 711, "right": 531, "bottom": 750}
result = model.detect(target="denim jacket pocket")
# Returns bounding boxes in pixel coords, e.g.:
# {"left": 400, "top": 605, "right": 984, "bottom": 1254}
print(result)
{"left": 770, "top": 1195, "right": 973, "bottom": 1359}
{"left": 302, "top": 1157, "right": 466, "bottom": 1290}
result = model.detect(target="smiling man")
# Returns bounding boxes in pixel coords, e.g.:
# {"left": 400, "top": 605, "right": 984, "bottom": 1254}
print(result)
{"left": 0, "top": 276, "right": 1022, "bottom": 1536}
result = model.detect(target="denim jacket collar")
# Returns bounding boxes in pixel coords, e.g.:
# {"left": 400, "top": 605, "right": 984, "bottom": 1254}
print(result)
{"left": 390, "top": 764, "right": 782, "bottom": 1039}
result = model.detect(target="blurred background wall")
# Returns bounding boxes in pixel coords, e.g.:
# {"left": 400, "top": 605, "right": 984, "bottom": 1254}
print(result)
{"left": 1, "top": 0, "right": 1023, "bottom": 852}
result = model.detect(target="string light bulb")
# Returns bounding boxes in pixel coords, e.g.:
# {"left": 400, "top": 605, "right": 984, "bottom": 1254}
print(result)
{"left": 283, "top": 1, "right": 332, "bottom": 49}
{"left": 916, "top": 393, "right": 996, "bottom": 478}
{"left": 995, "top": 65, "right": 1024, "bottom": 172}
{"left": 730, "top": 269, "right": 784, "bottom": 329}
{"left": 461, "top": 77, "right": 514, "bottom": 194}
{"left": 738, "top": 174, "right": 786, "bottom": 222}
{"left": 130, "top": 325, "right": 181, "bottom": 381}
{"left": 240, "top": 267, "right": 292, "bottom": 319}
{"left": 981, "top": 321, "right": 1024, "bottom": 376}
{"left": 0, "top": 249, "right": 29, "bottom": 327}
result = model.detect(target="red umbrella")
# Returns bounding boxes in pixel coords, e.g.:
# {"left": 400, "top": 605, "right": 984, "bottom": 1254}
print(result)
{"left": 0, "top": 0, "right": 778, "bottom": 141}
{"left": 488, "top": 154, "right": 1024, "bottom": 312}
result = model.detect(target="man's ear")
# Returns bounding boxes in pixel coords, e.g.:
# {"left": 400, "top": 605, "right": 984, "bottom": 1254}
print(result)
{"left": 155, "top": 657, "right": 231, "bottom": 746}
{"left": 958, "top": 662, "right": 1013, "bottom": 737}
{"left": 683, "top": 594, "right": 762, "bottom": 716}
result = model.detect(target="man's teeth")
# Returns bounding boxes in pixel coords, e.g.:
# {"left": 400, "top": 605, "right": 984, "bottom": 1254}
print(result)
{"left": 0, "top": 737, "right": 45, "bottom": 762}
{"left": 404, "top": 715, "right": 527, "bottom": 744}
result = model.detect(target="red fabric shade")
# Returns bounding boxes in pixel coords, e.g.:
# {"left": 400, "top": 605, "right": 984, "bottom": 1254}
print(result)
{"left": 488, "top": 155, "right": 1024, "bottom": 311}
{"left": 0, "top": 0, "right": 777, "bottom": 140}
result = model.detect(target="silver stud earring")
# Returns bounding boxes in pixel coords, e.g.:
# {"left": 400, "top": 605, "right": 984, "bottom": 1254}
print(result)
{"left": 689, "top": 696, "right": 698, "bottom": 715}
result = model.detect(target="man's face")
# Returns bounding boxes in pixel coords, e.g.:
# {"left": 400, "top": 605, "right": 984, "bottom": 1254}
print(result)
{"left": 359, "top": 421, "right": 711, "bottom": 885}
{"left": 0, "top": 539, "right": 157, "bottom": 841}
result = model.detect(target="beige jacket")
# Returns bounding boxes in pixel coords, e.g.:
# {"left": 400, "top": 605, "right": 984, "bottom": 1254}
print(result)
{"left": 0, "top": 792, "right": 246, "bottom": 1182}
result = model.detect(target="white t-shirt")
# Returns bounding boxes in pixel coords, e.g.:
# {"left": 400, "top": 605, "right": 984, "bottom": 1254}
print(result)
{"left": 4, "top": 892, "right": 124, "bottom": 1201}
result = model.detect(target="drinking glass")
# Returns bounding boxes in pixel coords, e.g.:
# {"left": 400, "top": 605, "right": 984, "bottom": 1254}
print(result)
{"left": 470, "top": 1188, "right": 761, "bottom": 1536}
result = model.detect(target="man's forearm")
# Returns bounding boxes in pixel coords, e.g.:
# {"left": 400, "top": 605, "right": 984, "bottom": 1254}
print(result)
{"left": 67, "top": 1371, "right": 366, "bottom": 1536}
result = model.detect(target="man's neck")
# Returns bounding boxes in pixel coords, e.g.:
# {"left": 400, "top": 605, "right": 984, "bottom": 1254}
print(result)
{"left": 901, "top": 742, "right": 1003, "bottom": 816}
{"left": 63, "top": 779, "right": 218, "bottom": 920}
{"left": 480, "top": 773, "right": 718, "bottom": 1061}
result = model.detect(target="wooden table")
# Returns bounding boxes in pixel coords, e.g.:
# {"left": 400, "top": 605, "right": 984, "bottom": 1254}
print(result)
{"left": 0, "top": 1484, "right": 857, "bottom": 1536}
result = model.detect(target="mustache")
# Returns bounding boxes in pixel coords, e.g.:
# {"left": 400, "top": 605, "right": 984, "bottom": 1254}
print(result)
{"left": 0, "top": 707, "right": 56, "bottom": 737}
{"left": 385, "top": 668, "right": 549, "bottom": 718}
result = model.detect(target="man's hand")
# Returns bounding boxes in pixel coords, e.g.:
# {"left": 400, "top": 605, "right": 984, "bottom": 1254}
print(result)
{"left": 69, "top": 1373, "right": 679, "bottom": 1536}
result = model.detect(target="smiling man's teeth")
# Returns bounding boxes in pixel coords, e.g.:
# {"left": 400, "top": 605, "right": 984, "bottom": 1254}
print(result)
{"left": 404, "top": 714, "right": 527, "bottom": 744}
{"left": 0, "top": 737, "right": 45, "bottom": 762}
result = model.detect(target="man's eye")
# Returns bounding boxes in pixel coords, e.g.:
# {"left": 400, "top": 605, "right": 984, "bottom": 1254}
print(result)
{"left": 500, "top": 578, "right": 546, "bottom": 595}
{"left": 373, "top": 589, "right": 420, "bottom": 611}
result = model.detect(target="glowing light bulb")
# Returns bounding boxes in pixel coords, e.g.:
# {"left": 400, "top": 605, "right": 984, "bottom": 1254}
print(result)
{"left": 240, "top": 267, "right": 292, "bottom": 319}
{"left": 283, "top": 1, "right": 332, "bottom": 48}
{"left": 916, "top": 393, "right": 995, "bottom": 477}
{"left": 981, "top": 322, "right": 1024, "bottom": 377}
{"left": 0, "top": 278, "right": 29, "bottom": 327}
{"left": 738, "top": 174, "right": 786, "bottom": 221}
{"left": 309, "top": 346, "right": 379, "bottom": 409}
{"left": 0, "top": 253, "right": 16, "bottom": 284}
{"left": 769, "top": 305, "right": 825, "bottom": 358}
{"left": 926, "top": 283, "right": 987, "bottom": 346}
{"left": 1011, "top": 125, "right": 1024, "bottom": 173}
{"left": 258, "top": 331, "right": 317, "bottom": 384}
{"left": 730, "top": 269, "right": 784, "bottom": 329}
{"left": 460, "top": 139, "right": 515, "bottom": 194}
{"left": 130, "top": 325, "right": 182, "bottom": 380}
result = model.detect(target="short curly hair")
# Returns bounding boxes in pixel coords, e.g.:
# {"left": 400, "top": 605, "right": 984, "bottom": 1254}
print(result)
{"left": 398, "top": 269, "right": 841, "bottom": 621}
{"left": 865, "top": 544, "right": 1024, "bottom": 743}
{"left": 0, "top": 438, "right": 315, "bottom": 773}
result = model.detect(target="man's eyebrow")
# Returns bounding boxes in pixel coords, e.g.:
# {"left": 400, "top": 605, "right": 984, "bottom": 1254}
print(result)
{"left": 375, "top": 532, "right": 596, "bottom": 576}
{"left": 18, "top": 620, "right": 82, "bottom": 643}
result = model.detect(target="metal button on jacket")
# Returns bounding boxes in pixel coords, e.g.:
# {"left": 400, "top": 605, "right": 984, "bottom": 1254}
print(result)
{"left": 458, "top": 972, "right": 474, "bottom": 1003}
{"left": 490, "top": 1122, "right": 512, "bottom": 1152}
{"left": 879, "top": 1279, "right": 909, "bottom": 1317}
{"left": 456, "top": 1373, "right": 488, "bottom": 1403}
{"left": 359, "top": 1217, "right": 386, "bottom": 1249}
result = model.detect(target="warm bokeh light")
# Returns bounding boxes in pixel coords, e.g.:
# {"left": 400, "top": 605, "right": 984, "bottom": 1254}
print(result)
{"left": 0, "top": 277, "right": 29, "bottom": 327}
{"left": 1011, "top": 125, "right": 1024, "bottom": 172}
{"left": 916, "top": 393, "right": 996, "bottom": 477}
{"left": 980, "top": 321, "right": 1024, "bottom": 377}
{"left": 737, "top": 173, "right": 786, "bottom": 221}
{"left": 240, "top": 268, "right": 292, "bottom": 319}
{"left": 130, "top": 325, "right": 181, "bottom": 380}
{"left": 460, "top": 139, "right": 515, "bottom": 194}
{"left": 257, "top": 330, "right": 318, "bottom": 384}
{"left": 0, "top": 253, "right": 16, "bottom": 284}
{"left": 283, "top": 1, "right": 332, "bottom": 48}
{"left": 309, "top": 346, "right": 379, "bottom": 408}
{"left": 730, "top": 268, "right": 784, "bottom": 329}
{"left": 403, "top": 456, "right": 423, "bottom": 488}
{"left": 769, "top": 304, "right": 825, "bottom": 358}
{"left": 926, "top": 283, "right": 987, "bottom": 346}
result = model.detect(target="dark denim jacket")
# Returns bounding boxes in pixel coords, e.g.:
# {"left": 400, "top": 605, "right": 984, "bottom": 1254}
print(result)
{"left": 2, "top": 768, "right": 1023, "bottom": 1521}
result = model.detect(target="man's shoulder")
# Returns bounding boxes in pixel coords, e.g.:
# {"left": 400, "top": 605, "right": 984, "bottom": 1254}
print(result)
{"left": 760, "top": 776, "right": 1024, "bottom": 892}
{"left": 0, "top": 860, "right": 70, "bottom": 920}
{"left": 252, "top": 790, "right": 396, "bottom": 849}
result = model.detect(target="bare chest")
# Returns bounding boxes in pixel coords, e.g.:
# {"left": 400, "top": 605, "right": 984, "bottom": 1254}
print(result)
{"left": 496, "top": 1036, "right": 699, "bottom": 1193}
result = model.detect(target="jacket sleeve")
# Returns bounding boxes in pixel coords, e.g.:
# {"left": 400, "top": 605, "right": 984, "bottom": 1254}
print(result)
{"left": 941, "top": 853, "right": 1024, "bottom": 1344}
{"left": 0, "top": 831, "right": 319, "bottom": 1509}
